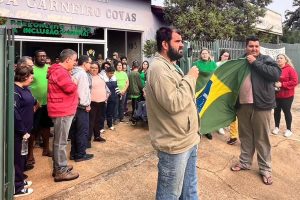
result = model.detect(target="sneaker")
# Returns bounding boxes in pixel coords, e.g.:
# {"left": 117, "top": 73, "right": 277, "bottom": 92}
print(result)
{"left": 54, "top": 170, "right": 79, "bottom": 182}
{"left": 109, "top": 126, "right": 115, "bottom": 131}
{"left": 24, "top": 180, "right": 32, "bottom": 189}
{"left": 284, "top": 129, "right": 293, "bottom": 137}
{"left": 75, "top": 154, "right": 94, "bottom": 162}
{"left": 119, "top": 119, "right": 125, "bottom": 123}
{"left": 218, "top": 128, "right": 225, "bottom": 135}
{"left": 94, "top": 137, "right": 106, "bottom": 143}
{"left": 272, "top": 127, "right": 279, "bottom": 135}
{"left": 100, "top": 129, "right": 106, "bottom": 134}
{"left": 14, "top": 188, "right": 33, "bottom": 197}
{"left": 113, "top": 120, "right": 119, "bottom": 125}
{"left": 205, "top": 133, "right": 212, "bottom": 140}
{"left": 227, "top": 138, "right": 237, "bottom": 145}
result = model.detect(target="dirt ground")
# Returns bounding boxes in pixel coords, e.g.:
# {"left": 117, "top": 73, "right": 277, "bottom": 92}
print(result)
{"left": 19, "top": 86, "right": 300, "bottom": 200}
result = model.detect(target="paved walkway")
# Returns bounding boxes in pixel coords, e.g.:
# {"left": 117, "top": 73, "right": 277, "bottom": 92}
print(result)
{"left": 20, "top": 86, "right": 300, "bottom": 200}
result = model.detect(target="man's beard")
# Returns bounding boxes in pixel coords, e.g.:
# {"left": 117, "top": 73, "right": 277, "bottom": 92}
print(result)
{"left": 167, "top": 46, "right": 183, "bottom": 62}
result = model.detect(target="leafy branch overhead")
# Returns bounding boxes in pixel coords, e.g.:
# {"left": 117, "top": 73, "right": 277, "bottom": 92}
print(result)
{"left": 163, "top": 0, "right": 272, "bottom": 41}
{"left": 284, "top": 0, "right": 300, "bottom": 30}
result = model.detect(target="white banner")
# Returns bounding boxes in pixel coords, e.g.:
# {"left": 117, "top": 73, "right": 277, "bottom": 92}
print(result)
{"left": 260, "top": 47, "right": 285, "bottom": 60}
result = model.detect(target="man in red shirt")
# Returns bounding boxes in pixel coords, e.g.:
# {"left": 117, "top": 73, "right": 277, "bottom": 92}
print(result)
{"left": 47, "top": 49, "right": 79, "bottom": 182}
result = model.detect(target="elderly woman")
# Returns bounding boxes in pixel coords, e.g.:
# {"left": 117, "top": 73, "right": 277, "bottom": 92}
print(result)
{"left": 272, "top": 54, "right": 298, "bottom": 137}
{"left": 14, "top": 59, "right": 36, "bottom": 197}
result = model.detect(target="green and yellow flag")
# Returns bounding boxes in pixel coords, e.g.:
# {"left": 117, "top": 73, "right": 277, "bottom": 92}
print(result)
{"left": 195, "top": 58, "right": 250, "bottom": 133}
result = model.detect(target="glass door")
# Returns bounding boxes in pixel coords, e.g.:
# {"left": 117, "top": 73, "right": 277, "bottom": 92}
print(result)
{"left": 21, "top": 41, "right": 79, "bottom": 63}
{"left": 81, "top": 43, "right": 105, "bottom": 61}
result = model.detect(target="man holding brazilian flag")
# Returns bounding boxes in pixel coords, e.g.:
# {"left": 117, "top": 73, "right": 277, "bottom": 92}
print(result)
{"left": 193, "top": 58, "right": 250, "bottom": 134}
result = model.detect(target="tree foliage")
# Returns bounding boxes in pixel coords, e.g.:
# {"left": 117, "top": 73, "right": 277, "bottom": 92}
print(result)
{"left": 143, "top": 40, "right": 157, "bottom": 58}
{"left": 284, "top": 0, "right": 300, "bottom": 30}
{"left": 163, "top": 0, "right": 272, "bottom": 41}
{"left": 0, "top": 17, "right": 7, "bottom": 25}
{"left": 281, "top": 28, "right": 300, "bottom": 43}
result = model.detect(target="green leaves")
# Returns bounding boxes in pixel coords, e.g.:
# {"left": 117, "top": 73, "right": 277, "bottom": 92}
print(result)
{"left": 142, "top": 40, "right": 157, "bottom": 58}
{"left": 284, "top": 0, "right": 300, "bottom": 30}
{"left": 163, "top": 0, "right": 270, "bottom": 41}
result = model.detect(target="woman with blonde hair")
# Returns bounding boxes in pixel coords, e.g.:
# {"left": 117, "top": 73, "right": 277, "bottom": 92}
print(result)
{"left": 272, "top": 54, "right": 298, "bottom": 137}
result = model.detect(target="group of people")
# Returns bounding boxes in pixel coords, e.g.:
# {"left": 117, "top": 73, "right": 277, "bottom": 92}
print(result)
{"left": 13, "top": 49, "right": 149, "bottom": 197}
{"left": 13, "top": 26, "right": 298, "bottom": 199}
{"left": 146, "top": 27, "right": 298, "bottom": 199}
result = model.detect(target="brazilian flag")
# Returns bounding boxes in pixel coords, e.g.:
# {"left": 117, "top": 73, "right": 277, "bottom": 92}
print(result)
{"left": 195, "top": 58, "right": 250, "bottom": 133}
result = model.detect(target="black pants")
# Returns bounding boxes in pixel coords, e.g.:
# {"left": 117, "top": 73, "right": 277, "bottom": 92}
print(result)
{"left": 274, "top": 96, "right": 294, "bottom": 130}
{"left": 131, "top": 97, "right": 139, "bottom": 119}
{"left": 70, "top": 108, "right": 89, "bottom": 159}
{"left": 89, "top": 101, "right": 106, "bottom": 140}
{"left": 14, "top": 136, "right": 25, "bottom": 194}
{"left": 106, "top": 100, "right": 116, "bottom": 128}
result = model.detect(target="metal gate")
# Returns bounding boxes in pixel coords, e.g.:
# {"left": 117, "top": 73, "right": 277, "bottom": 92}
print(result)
{"left": 0, "top": 26, "right": 15, "bottom": 200}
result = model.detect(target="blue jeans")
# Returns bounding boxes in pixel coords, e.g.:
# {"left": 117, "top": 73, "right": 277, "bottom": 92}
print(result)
{"left": 156, "top": 145, "right": 199, "bottom": 200}
{"left": 114, "top": 95, "right": 126, "bottom": 121}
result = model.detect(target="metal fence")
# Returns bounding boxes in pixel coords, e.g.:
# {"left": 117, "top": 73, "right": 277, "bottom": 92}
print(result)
{"left": 190, "top": 40, "right": 300, "bottom": 78}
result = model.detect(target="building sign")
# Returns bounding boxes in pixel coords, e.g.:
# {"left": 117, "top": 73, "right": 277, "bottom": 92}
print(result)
{"left": 11, "top": 20, "right": 92, "bottom": 37}
{"left": 255, "top": 9, "right": 283, "bottom": 36}
{"left": 0, "top": 0, "right": 143, "bottom": 31}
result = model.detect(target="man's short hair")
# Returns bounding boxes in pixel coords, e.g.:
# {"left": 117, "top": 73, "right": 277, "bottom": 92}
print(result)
{"left": 246, "top": 36, "right": 259, "bottom": 46}
{"left": 105, "top": 66, "right": 116, "bottom": 73}
{"left": 17, "top": 56, "right": 32, "bottom": 68}
{"left": 120, "top": 56, "right": 127, "bottom": 61}
{"left": 156, "top": 27, "right": 181, "bottom": 52}
{"left": 101, "top": 61, "right": 111, "bottom": 70}
{"left": 78, "top": 55, "right": 90, "bottom": 66}
{"left": 132, "top": 60, "right": 140, "bottom": 69}
{"left": 34, "top": 49, "right": 46, "bottom": 58}
{"left": 59, "top": 49, "right": 77, "bottom": 63}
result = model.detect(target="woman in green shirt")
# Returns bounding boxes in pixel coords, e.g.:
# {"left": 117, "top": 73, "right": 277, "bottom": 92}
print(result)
{"left": 114, "top": 61, "right": 129, "bottom": 123}
{"left": 139, "top": 61, "right": 149, "bottom": 88}
{"left": 193, "top": 48, "right": 217, "bottom": 140}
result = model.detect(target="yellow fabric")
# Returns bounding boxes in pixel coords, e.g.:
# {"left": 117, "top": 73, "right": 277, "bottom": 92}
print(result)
{"left": 199, "top": 74, "right": 231, "bottom": 117}
{"left": 230, "top": 119, "right": 238, "bottom": 139}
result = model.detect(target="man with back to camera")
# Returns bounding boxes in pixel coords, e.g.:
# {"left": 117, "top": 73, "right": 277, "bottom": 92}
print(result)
{"left": 47, "top": 49, "right": 79, "bottom": 182}
{"left": 231, "top": 36, "right": 281, "bottom": 185}
{"left": 146, "top": 27, "right": 200, "bottom": 199}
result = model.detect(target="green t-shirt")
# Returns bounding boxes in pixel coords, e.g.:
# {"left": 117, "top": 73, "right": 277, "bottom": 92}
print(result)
{"left": 192, "top": 60, "right": 217, "bottom": 92}
{"left": 30, "top": 64, "right": 50, "bottom": 105}
{"left": 140, "top": 71, "right": 146, "bottom": 88}
{"left": 115, "top": 71, "right": 128, "bottom": 91}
